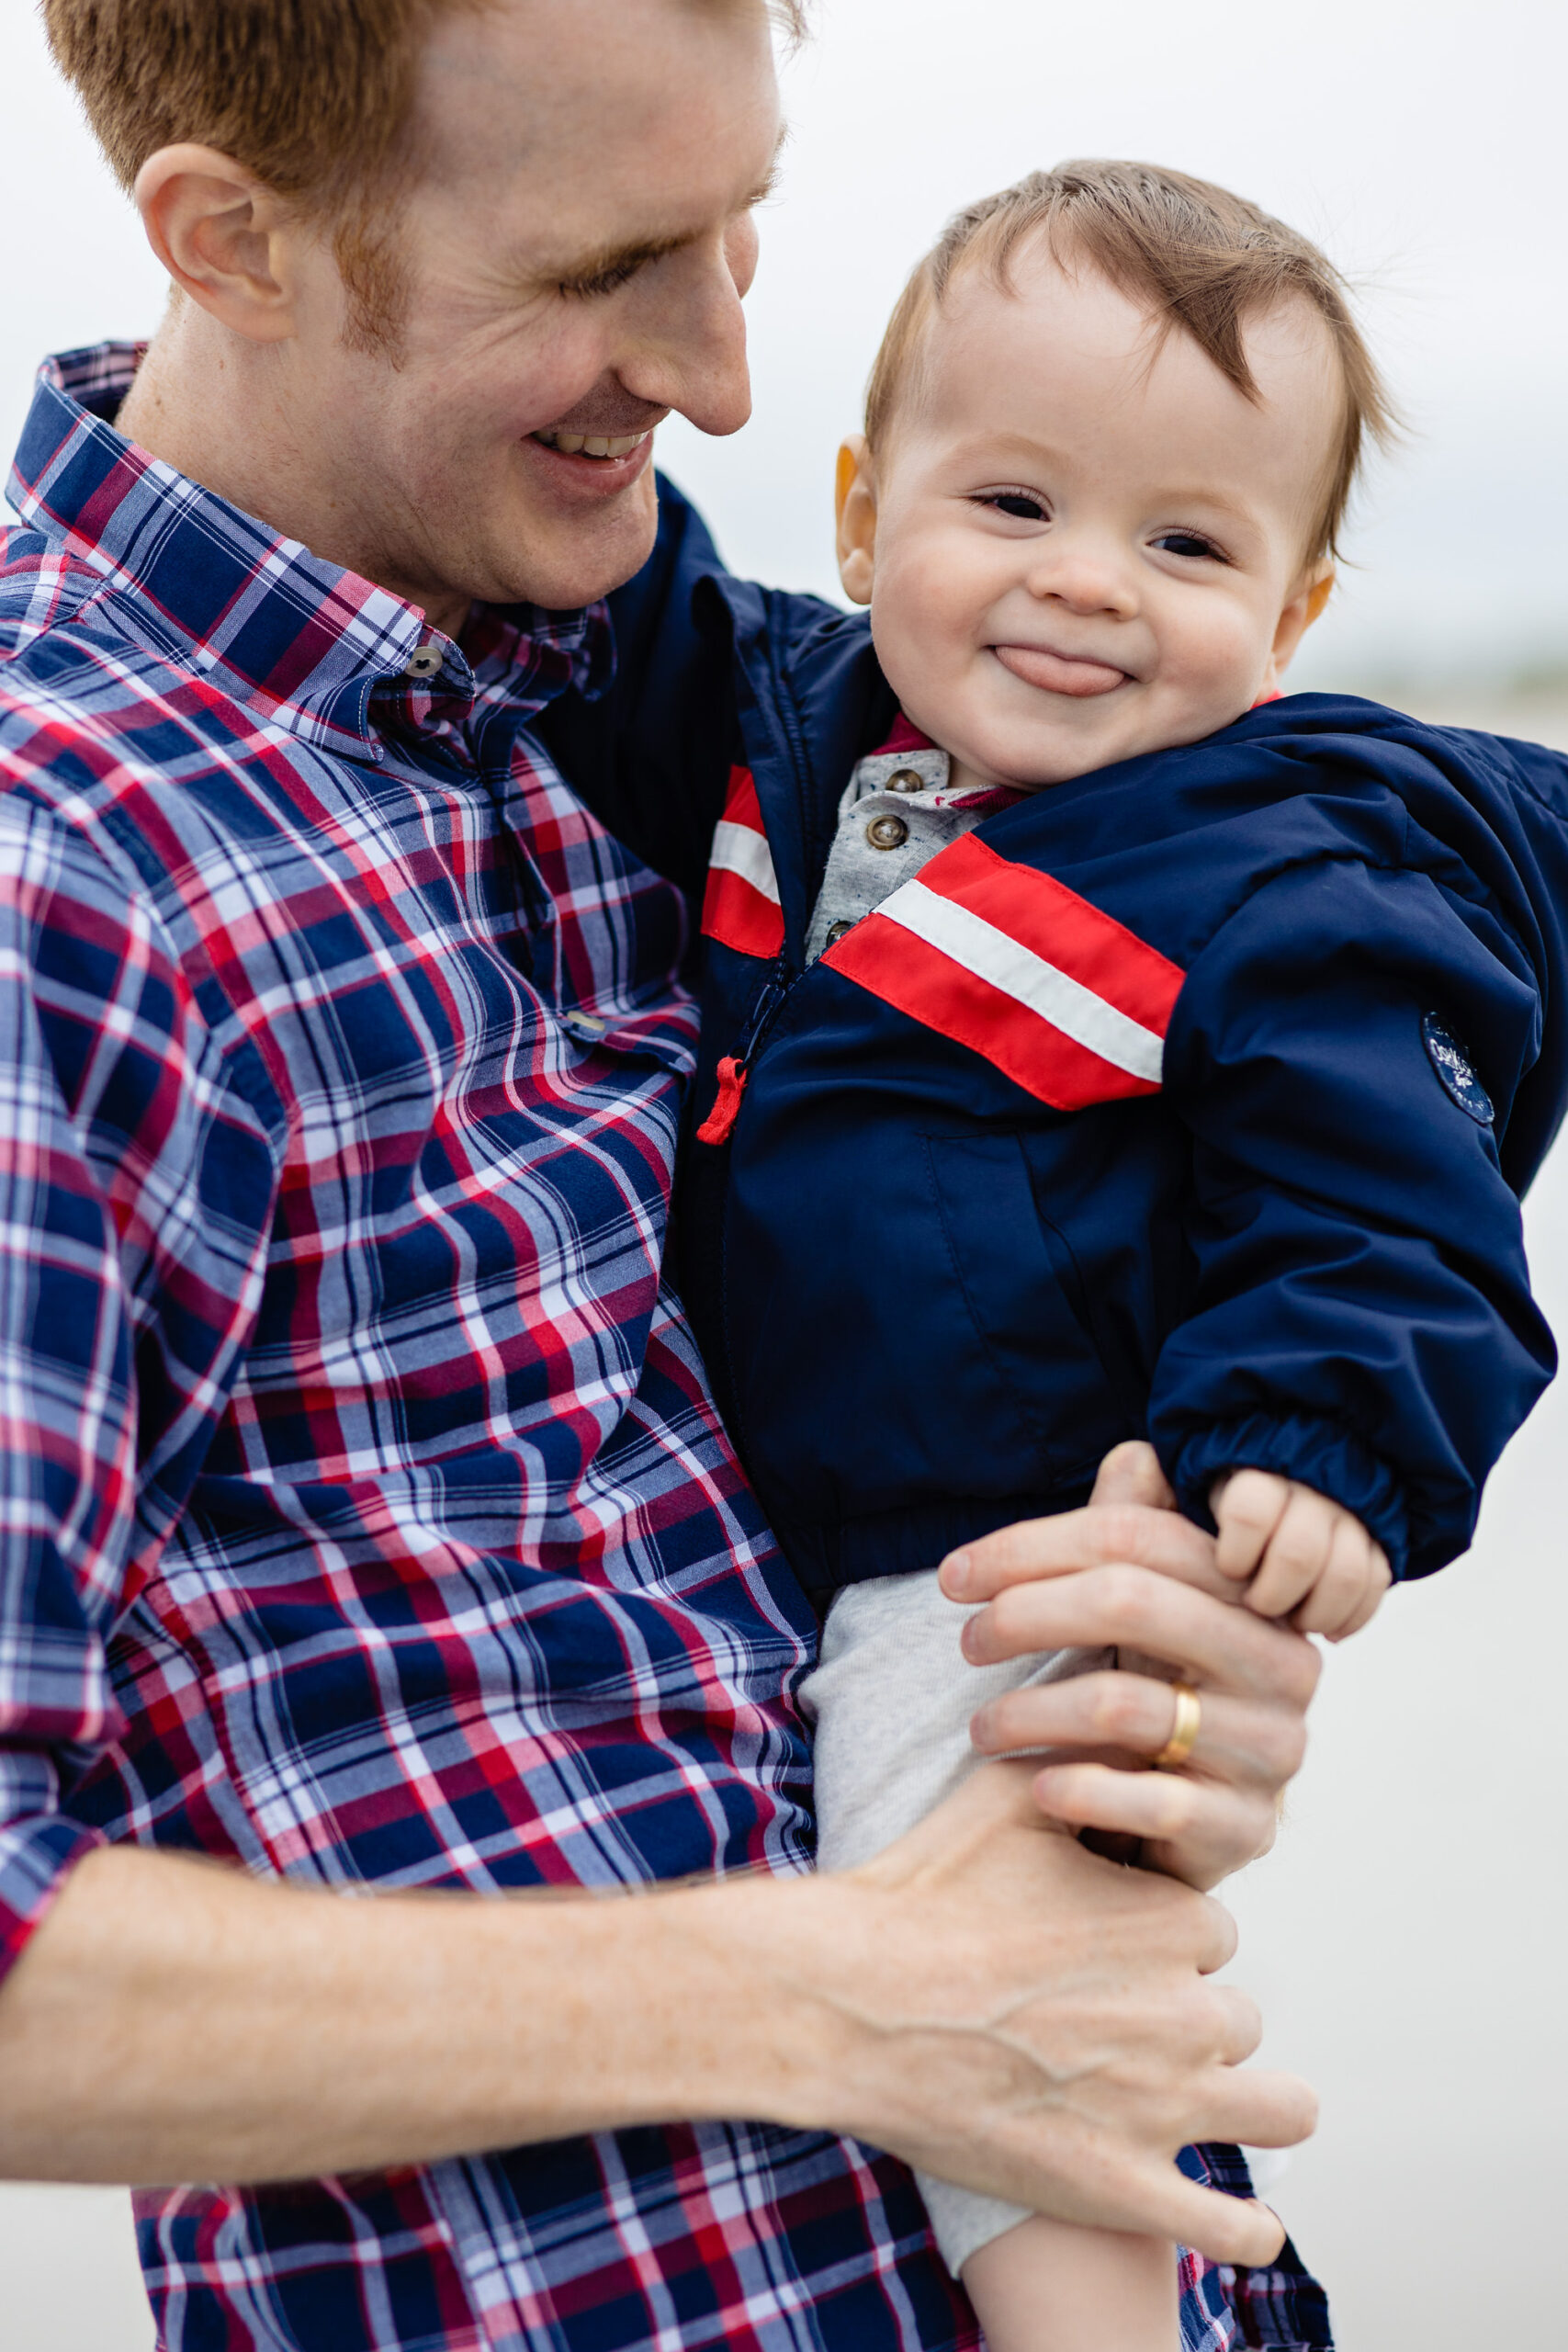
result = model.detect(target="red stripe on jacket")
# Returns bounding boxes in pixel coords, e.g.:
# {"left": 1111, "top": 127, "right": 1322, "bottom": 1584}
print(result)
{"left": 701, "top": 766, "right": 784, "bottom": 959}
{"left": 821, "top": 832, "right": 1184, "bottom": 1112}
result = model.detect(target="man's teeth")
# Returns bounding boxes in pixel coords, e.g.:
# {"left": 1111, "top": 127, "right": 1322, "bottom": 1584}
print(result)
{"left": 534, "top": 429, "right": 651, "bottom": 458}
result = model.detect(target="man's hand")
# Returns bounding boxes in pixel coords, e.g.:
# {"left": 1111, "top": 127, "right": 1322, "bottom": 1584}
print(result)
{"left": 0, "top": 1439, "right": 1315, "bottom": 2267}
{"left": 1212, "top": 1468, "right": 1391, "bottom": 1638}
{"left": 761, "top": 1762, "right": 1313, "bottom": 2267}
{"left": 0, "top": 1781, "right": 1311, "bottom": 2269}
{"left": 937, "top": 1443, "right": 1322, "bottom": 1889}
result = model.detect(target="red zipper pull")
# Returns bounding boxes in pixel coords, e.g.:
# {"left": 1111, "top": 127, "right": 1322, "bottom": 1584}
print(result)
{"left": 696, "top": 1055, "right": 750, "bottom": 1146}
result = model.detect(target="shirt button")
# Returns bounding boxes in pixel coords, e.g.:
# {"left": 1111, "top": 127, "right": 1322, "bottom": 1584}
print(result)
{"left": 404, "top": 641, "right": 445, "bottom": 679}
{"left": 865, "top": 813, "right": 909, "bottom": 851}
{"left": 824, "top": 919, "right": 854, "bottom": 947}
{"left": 886, "top": 767, "right": 926, "bottom": 794}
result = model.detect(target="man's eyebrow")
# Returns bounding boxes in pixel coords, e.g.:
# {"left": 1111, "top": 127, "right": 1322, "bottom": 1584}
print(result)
{"left": 542, "top": 141, "right": 785, "bottom": 288}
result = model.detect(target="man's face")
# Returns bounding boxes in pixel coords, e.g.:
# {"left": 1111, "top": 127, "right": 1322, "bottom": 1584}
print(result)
{"left": 287, "top": 0, "right": 781, "bottom": 619}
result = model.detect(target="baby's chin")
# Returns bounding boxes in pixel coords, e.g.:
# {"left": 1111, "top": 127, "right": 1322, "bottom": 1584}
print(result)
{"left": 950, "top": 691, "right": 1258, "bottom": 791}
{"left": 944, "top": 711, "right": 1156, "bottom": 793}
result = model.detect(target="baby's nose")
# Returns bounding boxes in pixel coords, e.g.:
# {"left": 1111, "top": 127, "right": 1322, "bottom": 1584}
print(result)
{"left": 1025, "top": 539, "right": 1137, "bottom": 618}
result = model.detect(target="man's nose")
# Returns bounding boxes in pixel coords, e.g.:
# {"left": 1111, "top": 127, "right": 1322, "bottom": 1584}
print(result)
{"left": 616, "top": 234, "right": 753, "bottom": 440}
{"left": 1024, "top": 534, "right": 1139, "bottom": 620}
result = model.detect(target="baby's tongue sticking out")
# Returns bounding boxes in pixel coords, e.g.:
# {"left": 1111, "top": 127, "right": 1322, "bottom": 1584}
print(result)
{"left": 994, "top": 644, "right": 1127, "bottom": 698}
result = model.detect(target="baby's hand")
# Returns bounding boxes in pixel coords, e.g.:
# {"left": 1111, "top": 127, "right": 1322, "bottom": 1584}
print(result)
{"left": 1210, "top": 1470, "right": 1391, "bottom": 1640}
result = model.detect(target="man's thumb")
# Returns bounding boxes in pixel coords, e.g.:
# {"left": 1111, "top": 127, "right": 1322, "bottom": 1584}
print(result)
{"left": 1089, "top": 1441, "right": 1178, "bottom": 1511}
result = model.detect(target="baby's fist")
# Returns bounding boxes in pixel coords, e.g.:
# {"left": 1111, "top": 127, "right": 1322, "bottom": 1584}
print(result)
{"left": 1210, "top": 1470, "right": 1390, "bottom": 1639}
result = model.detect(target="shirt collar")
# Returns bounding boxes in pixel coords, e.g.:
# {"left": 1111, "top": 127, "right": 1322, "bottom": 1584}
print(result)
{"left": 849, "top": 721, "right": 1025, "bottom": 817}
{"left": 6, "top": 344, "right": 612, "bottom": 761}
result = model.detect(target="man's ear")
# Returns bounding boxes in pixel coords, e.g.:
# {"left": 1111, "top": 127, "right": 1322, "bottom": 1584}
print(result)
{"left": 836, "top": 435, "right": 879, "bottom": 606}
{"left": 1259, "top": 562, "right": 1335, "bottom": 698}
{"left": 134, "top": 144, "right": 302, "bottom": 345}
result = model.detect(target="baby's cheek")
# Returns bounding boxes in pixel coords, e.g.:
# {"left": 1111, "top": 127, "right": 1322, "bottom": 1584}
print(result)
{"left": 871, "top": 560, "right": 969, "bottom": 709}
{"left": 1162, "top": 611, "right": 1275, "bottom": 733}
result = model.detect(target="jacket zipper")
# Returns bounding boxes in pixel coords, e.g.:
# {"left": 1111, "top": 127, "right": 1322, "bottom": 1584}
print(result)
{"left": 694, "top": 952, "right": 800, "bottom": 1147}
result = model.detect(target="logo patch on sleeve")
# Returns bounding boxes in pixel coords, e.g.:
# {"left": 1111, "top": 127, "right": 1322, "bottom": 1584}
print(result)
{"left": 1423, "top": 1013, "right": 1494, "bottom": 1125}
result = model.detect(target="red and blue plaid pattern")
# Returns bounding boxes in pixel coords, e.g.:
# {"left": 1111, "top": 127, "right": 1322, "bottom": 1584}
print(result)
{"left": 0, "top": 349, "right": 1324, "bottom": 2351}
{"left": 0, "top": 347, "right": 976, "bottom": 2351}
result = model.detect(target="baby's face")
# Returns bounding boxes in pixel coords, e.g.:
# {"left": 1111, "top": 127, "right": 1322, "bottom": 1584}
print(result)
{"left": 840, "top": 247, "right": 1342, "bottom": 789}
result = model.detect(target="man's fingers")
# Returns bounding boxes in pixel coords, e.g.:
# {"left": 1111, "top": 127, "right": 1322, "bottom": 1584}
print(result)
{"left": 964, "top": 1563, "right": 1321, "bottom": 1709}
{"left": 1034, "top": 1759, "right": 1279, "bottom": 1889}
{"left": 1094, "top": 2166, "right": 1289, "bottom": 2268}
{"left": 971, "top": 1671, "right": 1305, "bottom": 1794}
{"left": 1201, "top": 1975, "right": 1264, "bottom": 2064}
{"left": 1089, "top": 1440, "right": 1178, "bottom": 1511}
{"left": 1192, "top": 2063, "right": 1320, "bottom": 2156}
{"left": 1169, "top": 2189, "right": 1289, "bottom": 2270}
{"left": 941, "top": 1500, "right": 1232, "bottom": 1606}
{"left": 1212, "top": 1468, "right": 1291, "bottom": 1583}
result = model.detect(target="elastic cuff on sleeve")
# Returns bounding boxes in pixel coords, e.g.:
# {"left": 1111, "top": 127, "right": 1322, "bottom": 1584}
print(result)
{"left": 1168, "top": 1411, "right": 1409, "bottom": 1578}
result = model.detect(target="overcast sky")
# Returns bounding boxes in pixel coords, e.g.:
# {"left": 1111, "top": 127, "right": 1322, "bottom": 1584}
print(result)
{"left": 6, "top": 0, "right": 1565, "bottom": 689}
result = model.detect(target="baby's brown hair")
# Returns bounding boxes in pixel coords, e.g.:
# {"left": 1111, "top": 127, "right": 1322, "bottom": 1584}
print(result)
{"left": 864, "top": 160, "right": 1395, "bottom": 563}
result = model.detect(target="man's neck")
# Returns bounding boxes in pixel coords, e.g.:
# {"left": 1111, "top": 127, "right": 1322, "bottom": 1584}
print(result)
{"left": 116, "top": 303, "right": 466, "bottom": 636}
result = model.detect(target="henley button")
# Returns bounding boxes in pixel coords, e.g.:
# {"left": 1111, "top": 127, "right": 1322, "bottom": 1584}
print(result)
{"left": 824, "top": 919, "right": 854, "bottom": 947}
{"left": 865, "top": 813, "right": 909, "bottom": 851}
{"left": 404, "top": 641, "right": 445, "bottom": 680}
{"left": 886, "top": 767, "right": 925, "bottom": 794}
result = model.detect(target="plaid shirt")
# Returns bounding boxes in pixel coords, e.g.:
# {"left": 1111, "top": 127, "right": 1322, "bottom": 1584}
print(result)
{"left": 0, "top": 348, "right": 1326, "bottom": 2352}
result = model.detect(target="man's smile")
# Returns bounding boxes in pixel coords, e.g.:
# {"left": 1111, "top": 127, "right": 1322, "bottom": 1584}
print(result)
{"left": 522, "top": 424, "right": 659, "bottom": 500}
{"left": 532, "top": 425, "right": 654, "bottom": 459}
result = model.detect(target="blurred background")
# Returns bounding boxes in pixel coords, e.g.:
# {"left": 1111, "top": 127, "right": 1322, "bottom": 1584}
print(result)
{"left": 2, "top": 0, "right": 1565, "bottom": 2345}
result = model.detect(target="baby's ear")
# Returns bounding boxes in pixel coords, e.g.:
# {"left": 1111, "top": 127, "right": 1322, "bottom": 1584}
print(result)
{"left": 835, "top": 435, "right": 878, "bottom": 606}
{"left": 1261, "top": 561, "right": 1335, "bottom": 695}
{"left": 1303, "top": 569, "right": 1336, "bottom": 627}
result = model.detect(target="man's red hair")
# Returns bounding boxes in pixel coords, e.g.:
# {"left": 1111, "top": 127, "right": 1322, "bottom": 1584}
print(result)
{"left": 45, "top": 0, "right": 807, "bottom": 343}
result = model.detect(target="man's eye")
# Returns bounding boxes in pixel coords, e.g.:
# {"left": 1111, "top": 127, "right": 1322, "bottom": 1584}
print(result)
{"left": 1155, "top": 531, "right": 1219, "bottom": 560}
{"left": 985, "top": 493, "right": 1047, "bottom": 522}
{"left": 561, "top": 259, "right": 643, "bottom": 300}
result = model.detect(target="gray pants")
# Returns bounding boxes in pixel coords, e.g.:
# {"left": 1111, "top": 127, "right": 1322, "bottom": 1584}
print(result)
{"left": 799, "top": 1569, "right": 1108, "bottom": 2276}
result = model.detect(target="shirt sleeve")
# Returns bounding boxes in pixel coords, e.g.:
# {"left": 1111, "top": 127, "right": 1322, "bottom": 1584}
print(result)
{"left": 1152, "top": 853, "right": 1556, "bottom": 1577}
{"left": 0, "top": 797, "right": 279, "bottom": 1983}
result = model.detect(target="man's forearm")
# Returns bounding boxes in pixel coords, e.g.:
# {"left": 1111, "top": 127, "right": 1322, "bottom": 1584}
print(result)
{"left": 0, "top": 1843, "right": 808, "bottom": 2186}
{"left": 0, "top": 1513, "right": 1325, "bottom": 2270}
{"left": 0, "top": 1760, "right": 1314, "bottom": 2270}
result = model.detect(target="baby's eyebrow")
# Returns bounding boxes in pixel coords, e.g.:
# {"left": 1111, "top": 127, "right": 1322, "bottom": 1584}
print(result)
{"left": 1147, "top": 488, "right": 1260, "bottom": 531}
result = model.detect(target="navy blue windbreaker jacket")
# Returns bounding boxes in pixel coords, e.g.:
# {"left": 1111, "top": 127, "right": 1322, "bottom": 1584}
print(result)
{"left": 544, "top": 481, "right": 1568, "bottom": 1603}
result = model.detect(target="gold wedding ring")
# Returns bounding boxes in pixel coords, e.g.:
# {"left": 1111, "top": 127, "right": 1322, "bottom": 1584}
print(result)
{"left": 1152, "top": 1682, "right": 1202, "bottom": 1771}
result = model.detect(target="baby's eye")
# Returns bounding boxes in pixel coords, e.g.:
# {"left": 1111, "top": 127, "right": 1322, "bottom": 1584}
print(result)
{"left": 1154, "top": 531, "right": 1221, "bottom": 561}
{"left": 981, "top": 492, "right": 1048, "bottom": 522}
